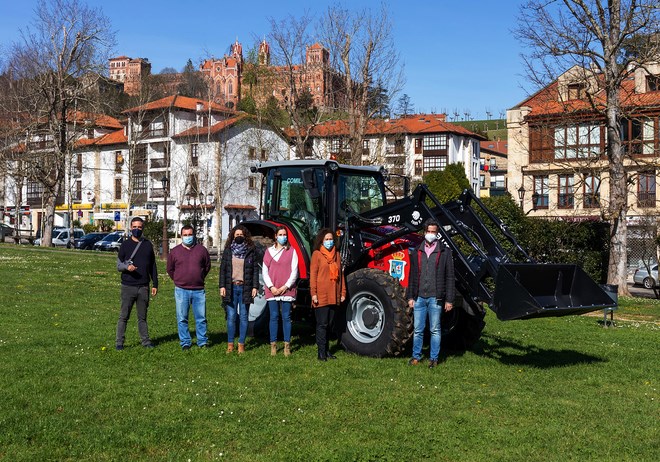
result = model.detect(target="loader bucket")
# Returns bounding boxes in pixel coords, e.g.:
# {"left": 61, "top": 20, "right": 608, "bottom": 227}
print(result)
{"left": 492, "top": 264, "right": 617, "bottom": 321}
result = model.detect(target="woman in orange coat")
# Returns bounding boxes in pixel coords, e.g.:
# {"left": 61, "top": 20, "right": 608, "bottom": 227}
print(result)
{"left": 309, "top": 228, "right": 346, "bottom": 361}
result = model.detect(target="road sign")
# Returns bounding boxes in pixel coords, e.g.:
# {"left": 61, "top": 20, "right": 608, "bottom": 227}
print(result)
{"left": 114, "top": 211, "right": 121, "bottom": 222}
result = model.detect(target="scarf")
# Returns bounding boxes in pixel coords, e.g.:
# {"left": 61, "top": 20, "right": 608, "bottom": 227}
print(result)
{"left": 231, "top": 241, "right": 248, "bottom": 259}
{"left": 320, "top": 246, "right": 339, "bottom": 281}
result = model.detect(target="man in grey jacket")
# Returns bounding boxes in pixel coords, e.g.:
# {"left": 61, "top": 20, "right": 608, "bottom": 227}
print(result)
{"left": 406, "top": 219, "right": 455, "bottom": 368}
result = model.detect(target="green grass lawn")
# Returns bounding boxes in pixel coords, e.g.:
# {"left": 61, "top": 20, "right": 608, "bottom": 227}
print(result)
{"left": 0, "top": 245, "right": 658, "bottom": 461}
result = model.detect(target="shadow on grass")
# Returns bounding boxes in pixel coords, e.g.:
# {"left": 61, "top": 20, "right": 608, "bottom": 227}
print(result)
{"left": 469, "top": 332, "right": 606, "bottom": 368}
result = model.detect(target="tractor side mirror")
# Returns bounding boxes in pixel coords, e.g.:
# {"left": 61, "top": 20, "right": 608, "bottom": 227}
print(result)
{"left": 302, "top": 168, "right": 320, "bottom": 199}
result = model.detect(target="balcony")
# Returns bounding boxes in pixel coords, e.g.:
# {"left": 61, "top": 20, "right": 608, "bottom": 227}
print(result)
{"left": 150, "top": 158, "right": 169, "bottom": 169}
{"left": 138, "top": 127, "right": 167, "bottom": 139}
{"left": 150, "top": 187, "right": 169, "bottom": 198}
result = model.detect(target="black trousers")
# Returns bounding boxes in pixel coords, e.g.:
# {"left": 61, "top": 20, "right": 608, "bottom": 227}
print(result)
{"left": 314, "top": 305, "right": 336, "bottom": 357}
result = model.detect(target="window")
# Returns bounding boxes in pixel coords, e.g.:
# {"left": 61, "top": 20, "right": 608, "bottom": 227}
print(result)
{"left": 74, "top": 180, "right": 82, "bottom": 201}
{"left": 583, "top": 174, "right": 600, "bottom": 208}
{"left": 248, "top": 177, "right": 256, "bottom": 190}
{"left": 75, "top": 153, "right": 83, "bottom": 176}
{"left": 480, "top": 175, "right": 486, "bottom": 188}
{"left": 362, "top": 139, "right": 370, "bottom": 156}
{"left": 558, "top": 175, "right": 574, "bottom": 208}
{"left": 394, "top": 139, "right": 404, "bottom": 154}
{"left": 647, "top": 75, "right": 660, "bottom": 92}
{"left": 331, "top": 138, "right": 349, "bottom": 153}
{"left": 114, "top": 178, "right": 122, "bottom": 200}
{"left": 87, "top": 128, "right": 94, "bottom": 139}
{"left": 422, "top": 134, "right": 448, "bottom": 152}
{"left": 191, "top": 144, "right": 199, "bottom": 166}
{"left": 248, "top": 147, "right": 256, "bottom": 160}
{"left": 490, "top": 174, "right": 505, "bottom": 189}
{"left": 115, "top": 151, "right": 123, "bottom": 173}
{"left": 554, "top": 124, "right": 601, "bottom": 159}
{"left": 638, "top": 171, "right": 656, "bottom": 207}
{"left": 228, "top": 80, "right": 233, "bottom": 95}
{"left": 134, "top": 173, "right": 147, "bottom": 196}
{"left": 621, "top": 118, "right": 644, "bottom": 155}
{"left": 188, "top": 173, "right": 199, "bottom": 196}
{"left": 261, "top": 149, "right": 267, "bottom": 161}
{"left": 489, "top": 157, "right": 497, "bottom": 169}
{"left": 534, "top": 176, "right": 549, "bottom": 209}
{"left": 423, "top": 155, "right": 447, "bottom": 172}
{"left": 567, "top": 83, "right": 585, "bottom": 100}
{"left": 414, "top": 160, "right": 422, "bottom": 176}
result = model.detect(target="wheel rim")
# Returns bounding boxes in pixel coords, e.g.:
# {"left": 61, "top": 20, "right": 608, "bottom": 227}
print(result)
{"left": 644, "top": 278, "right": 653, "bottom": 289}
{"left": 346, "top": 291, "right": 385, "bottom": 344}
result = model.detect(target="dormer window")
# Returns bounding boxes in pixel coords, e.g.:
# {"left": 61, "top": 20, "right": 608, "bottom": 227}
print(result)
{"left": 646, "top": 75, "right": 660, "bottom": 92}
{"left": 567, "top": 83, "right": 586, "bottom": 100}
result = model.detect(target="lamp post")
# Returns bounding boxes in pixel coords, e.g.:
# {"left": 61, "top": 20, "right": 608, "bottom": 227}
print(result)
{"left": 160, "top": 175, "right": 169, "bottom": 260}
{"left": 517, "top": 185, "right": 525, "bottom": 209}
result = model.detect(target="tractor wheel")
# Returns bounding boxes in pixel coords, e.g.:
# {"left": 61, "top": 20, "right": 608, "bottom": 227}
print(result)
{"left": 440, "top": 296, "right": 486, "bottom": 351}
{"left": 340, "top": 268, "right": 412, "bottom": 357}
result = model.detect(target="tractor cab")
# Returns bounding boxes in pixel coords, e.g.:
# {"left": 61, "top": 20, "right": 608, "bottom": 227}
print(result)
{"left": 254, "top": 160, "right": 388, "bottom": 257}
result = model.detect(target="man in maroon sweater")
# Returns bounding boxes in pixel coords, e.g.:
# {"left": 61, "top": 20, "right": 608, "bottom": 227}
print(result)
{"left": 167, "top": 225, "right": 211, "bottom": 350}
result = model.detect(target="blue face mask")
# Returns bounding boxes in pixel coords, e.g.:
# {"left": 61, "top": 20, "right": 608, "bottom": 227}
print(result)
{"left": 131, "top": 228, "right": 143, "bottom": 239}
{"left": 323, "top": 239, "right": 334, "bottom": 250}
{"left": 182, "top": 236, "right": 194, "bottom": 246}
{"left": 277, "top": 235, "right": 288, "bottom": 246}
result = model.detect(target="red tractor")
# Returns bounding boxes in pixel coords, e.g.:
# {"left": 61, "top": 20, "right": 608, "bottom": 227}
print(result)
{"left": 242, "top": 160, "right": 616, "bottom": 357}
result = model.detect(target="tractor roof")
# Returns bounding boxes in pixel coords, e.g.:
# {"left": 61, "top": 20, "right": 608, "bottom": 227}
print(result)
{"left": 251, "top": 159, "right": 387, "bottom": 176}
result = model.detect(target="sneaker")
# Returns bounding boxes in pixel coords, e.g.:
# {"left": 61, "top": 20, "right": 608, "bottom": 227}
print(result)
{"left": 115, "top": 345, "right": 124, "bottom": 351}
{"left": 326, "top": 352, "right": 337, "bottom": 360}
{"left": 428, "top": 359, "right": 438, "bottom": 369}
{"left": 182, "top": 345, "right": 191, "bottom": 351}
{"left": 408, "top": 358, "right": 420, "bottom": 366}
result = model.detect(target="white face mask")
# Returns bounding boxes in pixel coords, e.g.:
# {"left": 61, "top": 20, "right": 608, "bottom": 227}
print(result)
{"left": 425, "top": 233, "right": 438, "bottom": 244}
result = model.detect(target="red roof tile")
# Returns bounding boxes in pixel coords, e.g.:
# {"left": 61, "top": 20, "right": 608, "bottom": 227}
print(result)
{"left": 123, "top": 95, "right": 232, "bottom": 114}
{"left": 480, "top": 140, "right": 508, "bottom": 155}
{"left": 289, "top": 114, "right": 484, "bottom": 139}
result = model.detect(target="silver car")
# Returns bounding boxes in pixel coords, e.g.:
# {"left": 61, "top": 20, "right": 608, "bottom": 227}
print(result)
{"left": 633, "top": 264, "right": 658, "bottom": 289}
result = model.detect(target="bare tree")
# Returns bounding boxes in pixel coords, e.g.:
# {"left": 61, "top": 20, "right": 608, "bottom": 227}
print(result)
{"left": 3, "top": 0, "right": 114, "bottom": 246}
{"left": 516, "top": 0, "right": 660, "bottom": 294}
{"left": 267, "top": 13, "right": 327, "bottom": 158}
{"left": 319, "top": 3, "right": 404, "bottom": 164}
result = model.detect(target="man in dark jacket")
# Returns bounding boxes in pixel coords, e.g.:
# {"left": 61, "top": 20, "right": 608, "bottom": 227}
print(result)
{"left": 406, "top": 219, "right": 455, "bottom": 368}
{"left": 167, "top": 225, "right": 211, "bottom": 350}
{"left": 116, "top": 217, "right": 158, "bottom": 350}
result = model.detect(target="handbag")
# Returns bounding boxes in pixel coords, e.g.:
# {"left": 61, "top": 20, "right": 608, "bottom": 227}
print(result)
{"left": 116, "top": 239, "right": 143, "bottom": 272}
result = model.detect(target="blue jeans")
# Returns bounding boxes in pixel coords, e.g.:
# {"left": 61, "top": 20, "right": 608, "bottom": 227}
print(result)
{"left": 174, "top": 287, "right": 207, "bottom": 348}
{"left": 412, "top": 297, "right": 441, "bottom": 361}
{"left": 268, "top": 300, "right": 292, "bottom": 342}
{"left": 226, "top": 285, "right": 248, "bottom": 344}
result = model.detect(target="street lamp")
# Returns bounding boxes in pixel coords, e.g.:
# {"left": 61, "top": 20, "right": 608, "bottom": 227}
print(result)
{"left": 160, "top": 175, "right": 169, "bottom": 260}
{"left": 517, "top": 185, "right": 525, "bottom": 209}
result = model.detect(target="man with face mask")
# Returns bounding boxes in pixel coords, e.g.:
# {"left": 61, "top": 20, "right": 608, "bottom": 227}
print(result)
{"left": 116, "top": 216, "right": 159, "bottom": 350}
{"left": 406, "top": 218, "right": 455, "bottom": 368}
{"left": 167, "top": 225, "right": 211, "bottom": 350}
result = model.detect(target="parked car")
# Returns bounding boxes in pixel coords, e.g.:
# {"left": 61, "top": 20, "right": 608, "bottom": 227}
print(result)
{"left": 73, "top": 232, "right": 109, "bottom": 250}
{"left": 93, "top": 231, "right": 126, "bottom": 252}
{"left": 633, "top": 263, "right": 658, "bottom": 289}
{"left": 34, "top": 228, "right": 85, "bottom": 247}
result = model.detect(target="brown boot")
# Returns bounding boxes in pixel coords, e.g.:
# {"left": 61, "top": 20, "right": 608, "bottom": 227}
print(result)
{"left": 226, "top": 343, "right": 234, "bottom": 354}
{"left": 284, "top": 342, "right": 291, "bottom": 357}
{"left": 270, "top": 342, "right": 277, "bottom": 356}
{"left": 238, "top": 343, "right": 245, "bottom": 354}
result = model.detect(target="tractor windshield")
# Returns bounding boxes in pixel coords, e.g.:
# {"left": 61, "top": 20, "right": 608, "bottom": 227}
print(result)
{"left": 266, "top": 167, "right": 324, "bottom": 244}
{"left": 338, "top": 173, "right": 386, "bottom": 217}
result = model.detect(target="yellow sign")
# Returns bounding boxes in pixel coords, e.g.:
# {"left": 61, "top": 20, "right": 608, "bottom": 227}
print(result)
{"left": 101, "top": 203, "right": 128, "bottom": 210}
{"left": 55, "top": 203, "right": 94, "bottom": 211}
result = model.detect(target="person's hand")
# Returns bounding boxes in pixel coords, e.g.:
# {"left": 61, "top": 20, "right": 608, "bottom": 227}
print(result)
{"left": 220, "top": 287, "right": 226, "bottom": 297}
{"left": 408, "top": 299, "right": 415, "bottom": 309}
{"left": 251, "top": 288, "right": 258, "bottom": 298}
{"left": 127, "top": 264, "right": 137, "bottom": 272}
{"left": 340, "top": 296, "right": 346, "bottom": 303}
{"left": 445, "top": 302, "right": 454, "bottom": 312}
{"left": 312, "top": 295, "right": 318, "bottom": 306}
{"left": 151, "top": 287, "right": 158, "bottom": 297}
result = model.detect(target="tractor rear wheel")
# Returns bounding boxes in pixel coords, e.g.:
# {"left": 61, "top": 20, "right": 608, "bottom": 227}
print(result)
{"left": 440, "top": 296, "right": 486, "bottom": 351}
{"left": 340, "top": 268, "right": 412, "bottom": 357}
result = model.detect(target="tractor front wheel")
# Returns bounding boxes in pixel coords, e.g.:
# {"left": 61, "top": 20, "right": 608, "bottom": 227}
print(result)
{"left": 340, "top": 268, "right": 412, "bottom": 357}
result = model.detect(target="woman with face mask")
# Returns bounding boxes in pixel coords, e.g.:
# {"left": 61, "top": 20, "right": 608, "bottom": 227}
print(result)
{"left": 309, "top": 228, "right": 346, "bottom": 361}
{"left": 262, "top": 225, "right": 298, "bottom": 356}
{"left": 219, "top": 225, "right": 260, "bottom": 354}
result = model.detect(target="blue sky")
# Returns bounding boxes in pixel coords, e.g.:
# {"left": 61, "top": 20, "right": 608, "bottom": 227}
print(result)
{"left": 0, "top": 0, "right": 530, "bottom": 119}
